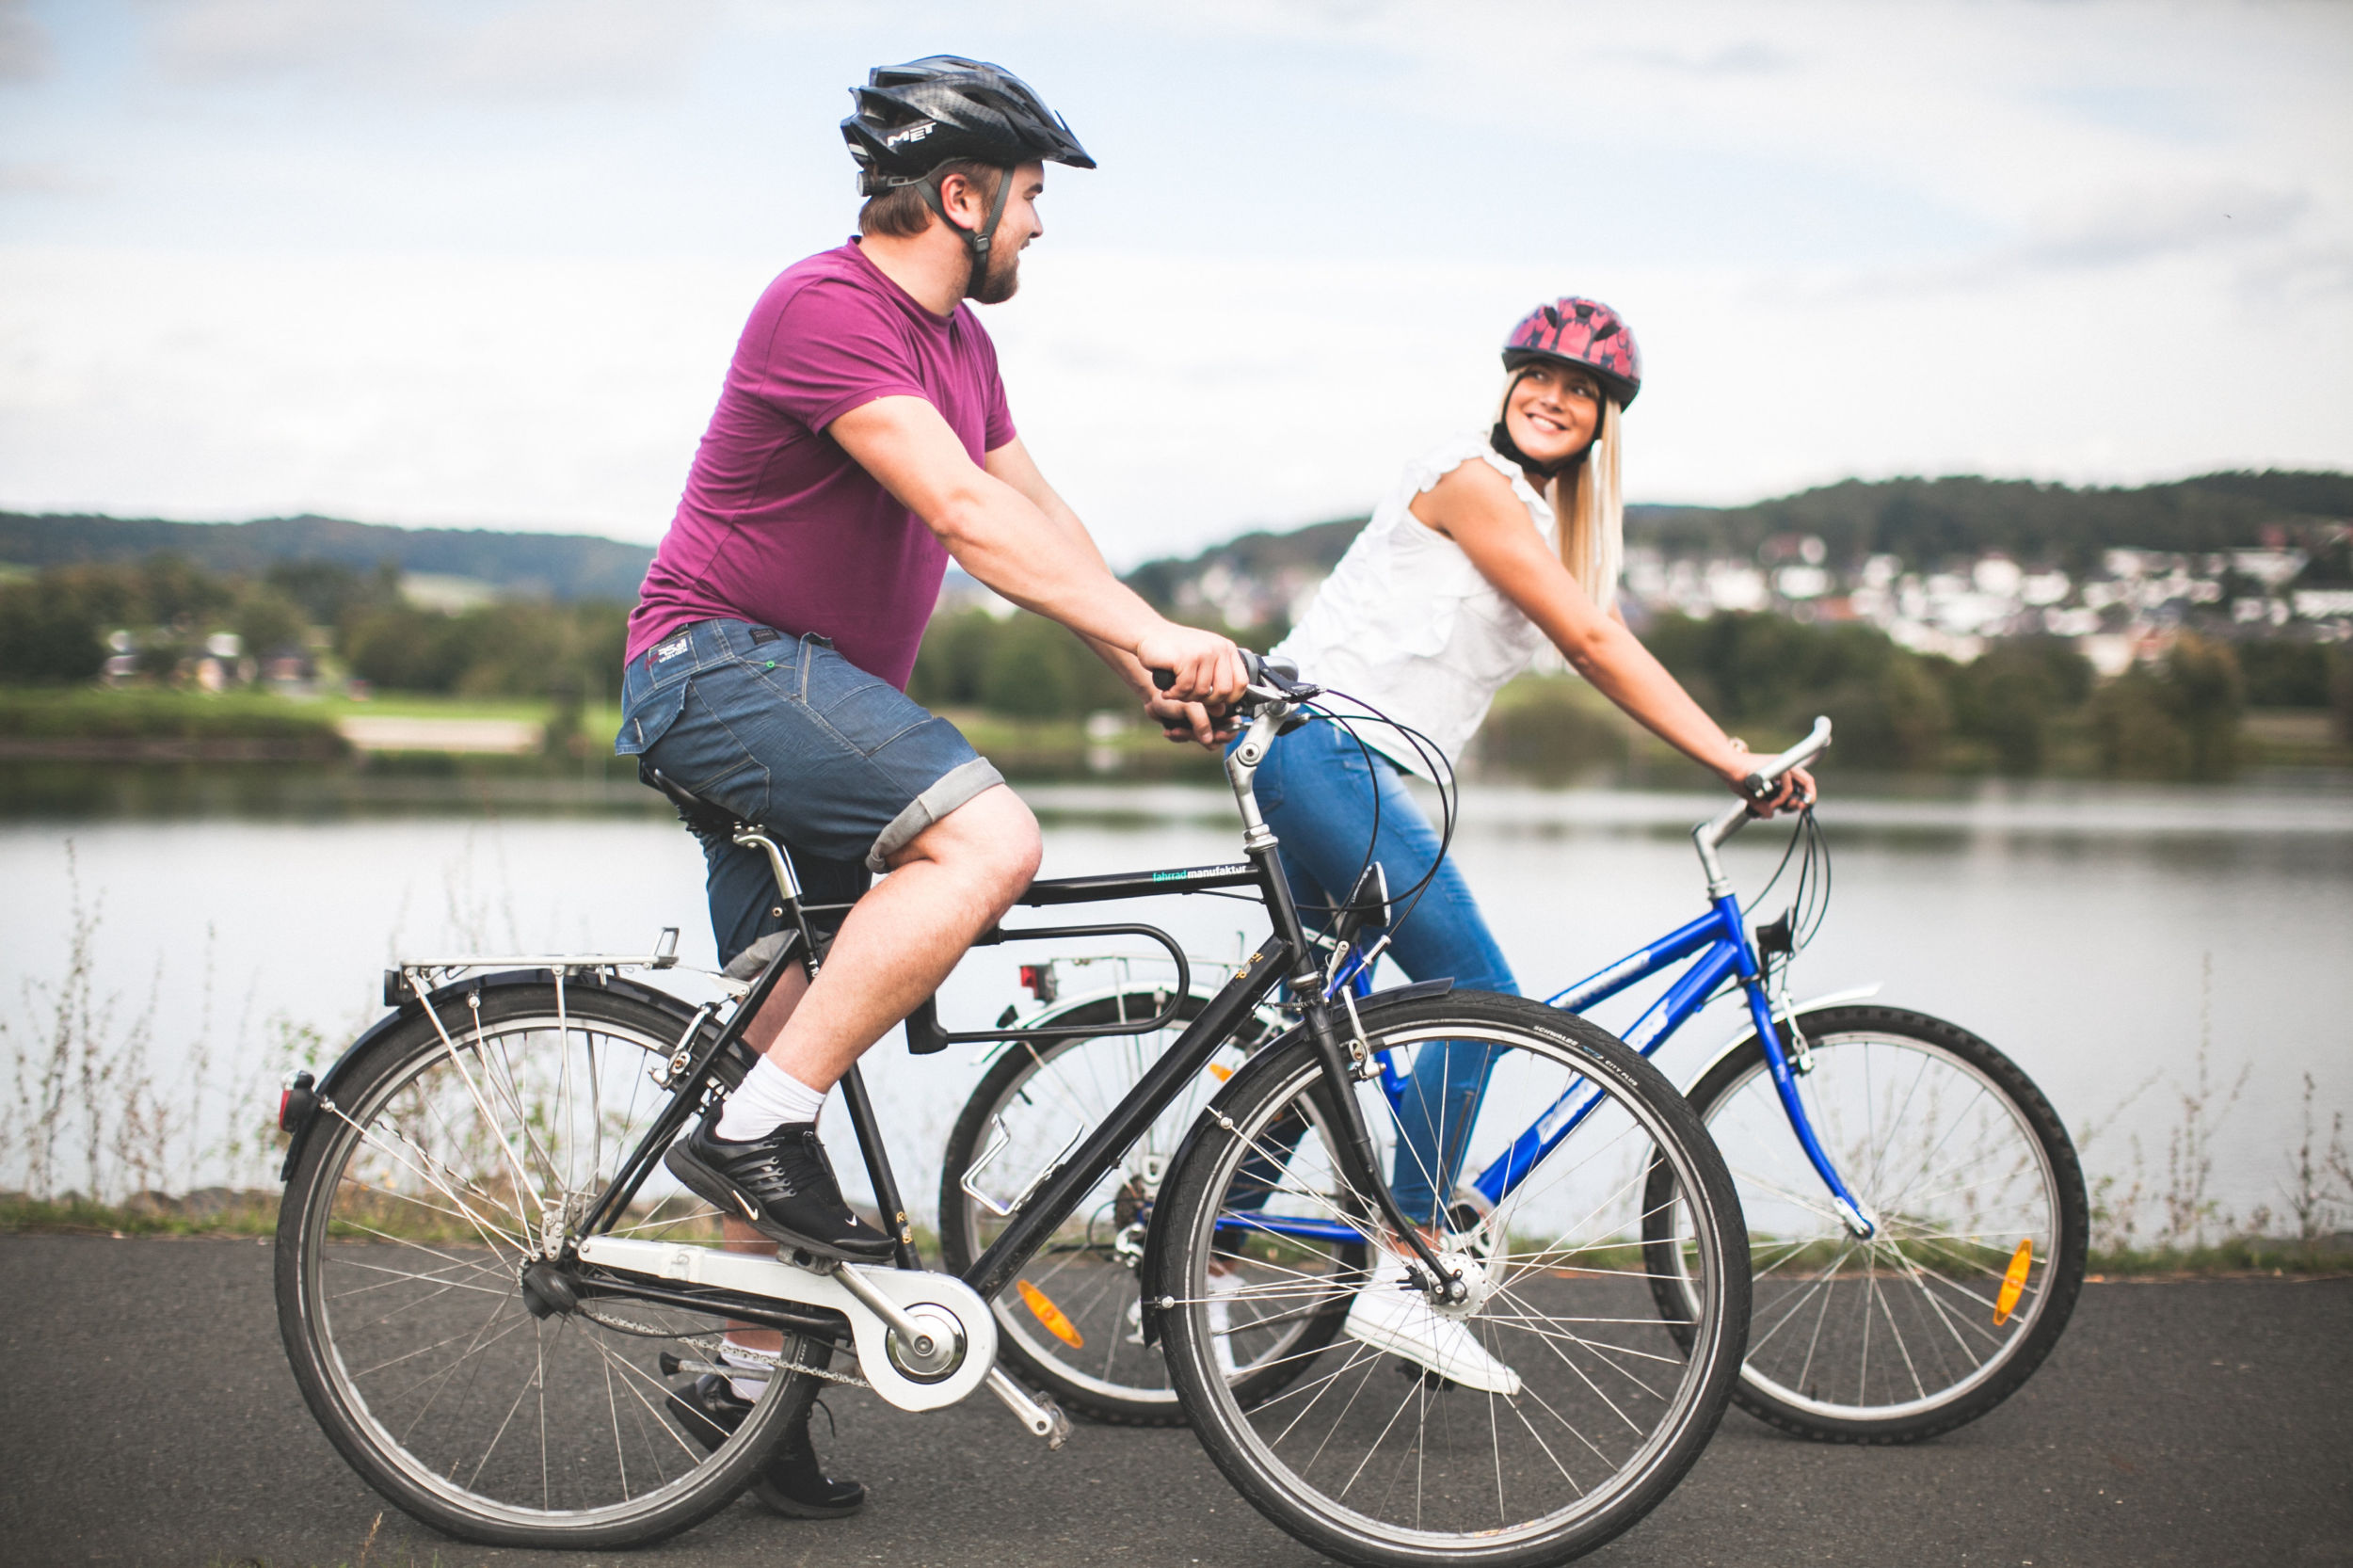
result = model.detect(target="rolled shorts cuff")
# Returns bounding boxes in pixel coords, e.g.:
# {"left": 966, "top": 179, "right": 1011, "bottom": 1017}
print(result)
{"left": 867, "top": 756, "right": 1005, "bottom": 872}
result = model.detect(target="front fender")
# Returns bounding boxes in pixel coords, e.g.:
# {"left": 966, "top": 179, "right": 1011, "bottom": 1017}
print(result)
{"left": 1678, "top": 982, "right": 1884, "bottom": 1096}
{"left": 278, "top": 968, "right": 711, "bottom": 1181}
{"left": 1136, "top": 978, "right": 1451, "bottom": 1345}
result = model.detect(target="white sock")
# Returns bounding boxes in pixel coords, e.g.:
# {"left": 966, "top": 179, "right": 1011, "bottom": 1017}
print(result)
{"left": 721, "top": 1335, "right": 771, "bottom": 1404}
{"left": 715, "top": 1056, "right": 826, "bottom": 1142}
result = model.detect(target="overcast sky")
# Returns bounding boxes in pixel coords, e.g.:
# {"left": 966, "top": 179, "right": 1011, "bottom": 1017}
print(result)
{"left": 2, "top": 0, "right": 2348, "bottom": 565}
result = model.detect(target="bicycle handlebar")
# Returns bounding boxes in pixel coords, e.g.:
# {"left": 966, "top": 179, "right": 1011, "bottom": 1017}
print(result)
{"left": 1148, "top": 650, "right": 1314, "bottom": 715}
{"left": 1702, "top": 714, "right": 1833, "bottom": 859}
{"left": 1734, "top": 715, "right": 1834, "bottom": 804}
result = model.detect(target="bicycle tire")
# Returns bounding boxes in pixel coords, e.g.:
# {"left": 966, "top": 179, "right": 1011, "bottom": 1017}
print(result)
{"left": 936, "top": 991, "right": 1349, "bottom": 1425}
{"left": 1641, "top": 1003, "right": 2087, "bottom": 1444}
{"left": 1154, "top": 993, "right": 1749, "bottom": 1567}
{"left": 276, "top": 982, "right": 826, "bottom": 1548}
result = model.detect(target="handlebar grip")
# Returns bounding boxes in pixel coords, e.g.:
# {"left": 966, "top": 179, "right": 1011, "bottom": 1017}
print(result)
{"left": 1151, "top": 668, "right": 1176, "bottom": 692}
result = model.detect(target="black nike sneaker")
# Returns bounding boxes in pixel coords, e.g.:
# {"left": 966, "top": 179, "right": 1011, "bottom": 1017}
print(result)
{"left": 664, "top": 1375, "right": 865, "bottom": 1519}
{"left": 664, "top": 1114, "right": 896, "bottom": 1261}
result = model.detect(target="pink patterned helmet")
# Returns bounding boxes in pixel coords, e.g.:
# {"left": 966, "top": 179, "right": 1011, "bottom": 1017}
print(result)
{"left": 1502, "top": 297, "right": 1641, "bottom": 408}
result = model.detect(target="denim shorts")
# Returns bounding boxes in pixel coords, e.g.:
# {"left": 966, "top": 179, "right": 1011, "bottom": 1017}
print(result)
{"left": 616, "top": 617, "right": 1002, "bottom": 967}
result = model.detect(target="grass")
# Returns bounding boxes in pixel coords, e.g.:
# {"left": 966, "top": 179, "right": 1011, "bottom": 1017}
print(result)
{"left": 0, "top": 686, "right": 347, "bottom": 750}
{"left": 0, "top": 1190, "right": 280, "bottom": 1237}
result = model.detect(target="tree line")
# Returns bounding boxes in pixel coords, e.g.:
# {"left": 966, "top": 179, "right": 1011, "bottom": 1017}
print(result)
{"left": 7, "top": 551, "right": 2347, "bottom": 782}
{"left": 0, "top": 555, "right": 624, "bottom": 702}
{"left": 1484, "top": 613, "right": 2352, "bottom": 782}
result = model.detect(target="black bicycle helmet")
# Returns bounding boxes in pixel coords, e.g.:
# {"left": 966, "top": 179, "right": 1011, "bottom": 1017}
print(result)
{"left": 842, "top": 56, "right": 1094, "bottom": 193}
{"left": 841, "top": 56, "right": 1094, "bottom": 294}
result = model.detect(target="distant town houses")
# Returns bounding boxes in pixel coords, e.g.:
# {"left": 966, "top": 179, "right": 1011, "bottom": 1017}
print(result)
{"left": 1619, "top": 537, "right": 2352, "bottom": 676}
{"left": 1087, "top": 526, "right": 2353, "bottom": 679}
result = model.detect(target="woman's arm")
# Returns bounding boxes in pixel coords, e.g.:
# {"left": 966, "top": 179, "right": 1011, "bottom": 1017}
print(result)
{"left": 1410, "top": 462, "right": 1812, "bottom": 806}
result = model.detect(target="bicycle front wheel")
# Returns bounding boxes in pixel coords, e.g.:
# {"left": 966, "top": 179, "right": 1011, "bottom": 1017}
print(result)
{"left": 276, "top": 982, "right": 823, "bottom": 1548}
{"left": 1643, "top": 1004, "right": 2088, "bottom": 1444}
{"left": 1154, "top": 993, "right": 1749, "bottom": 1567}
{"left": 936, "top": 992, "right": 1337, "bottom": 1425}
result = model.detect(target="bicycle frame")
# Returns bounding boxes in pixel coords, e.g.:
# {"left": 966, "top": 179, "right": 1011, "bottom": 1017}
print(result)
{"left": 1219, "top": 716, "right": 1876, "bottom": 1248}
{"left": 1526, "top": 890, "right": 1872, "bottom": 1238}
{"left": 561, "top": 685, "right": 1471, "bottom": 1344}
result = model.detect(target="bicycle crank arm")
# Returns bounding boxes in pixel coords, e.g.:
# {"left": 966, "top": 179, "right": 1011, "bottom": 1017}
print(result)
{"left": 574, "top": 1236, "right": 997, "bottom": 1413}
{"left": 985, "top": 1366, "right": 1074, "bottom": 1448}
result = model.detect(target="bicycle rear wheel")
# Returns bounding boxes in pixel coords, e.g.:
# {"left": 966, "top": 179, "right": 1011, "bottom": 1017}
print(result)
{"left": 936, "top": 992, "right": 1345, "bottom": 1425}
{"left": 1154, "top": 994, "right": 1749, "bottom": 1567}
{"left": 276, "top": 982, "right": 823, "bottom": 1548}
{"left": 1642, "top": 1004, "right": 2087, "bottom": 1444}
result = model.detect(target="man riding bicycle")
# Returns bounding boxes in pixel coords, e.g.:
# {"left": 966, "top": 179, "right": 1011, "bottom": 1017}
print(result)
{"left": 616, "top": 56, "right": 1247, "bottom": 1513}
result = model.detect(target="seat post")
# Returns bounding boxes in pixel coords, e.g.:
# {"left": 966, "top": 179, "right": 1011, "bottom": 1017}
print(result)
{"left": 732, "top": 827, "right": 805, "bottom": 904}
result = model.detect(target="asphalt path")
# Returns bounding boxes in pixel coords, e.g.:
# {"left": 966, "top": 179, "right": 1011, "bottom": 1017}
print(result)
{"left": 0, "top": 1236, "right": 2345, "bottom": 1568}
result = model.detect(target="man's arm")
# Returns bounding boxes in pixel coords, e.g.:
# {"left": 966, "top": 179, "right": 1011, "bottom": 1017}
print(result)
{"left": 829, "top": 394, "right": 1245, "bottom": 714}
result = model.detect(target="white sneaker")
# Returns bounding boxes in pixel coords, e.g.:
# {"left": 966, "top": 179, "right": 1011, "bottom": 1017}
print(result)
{"left": 1343, "top": 1255, "right": 1520, "bottom": 1396}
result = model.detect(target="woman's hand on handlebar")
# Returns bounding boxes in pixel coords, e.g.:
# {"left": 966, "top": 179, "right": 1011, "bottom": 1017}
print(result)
{"left": 1722, "top": 735, "right": 1817, "bottom": 817}
{"left": 1135, "top": 624, "right": 1250, "bottom": 710}
{"left": 1749, "top": 764, "right": 1817, "bottom": 817}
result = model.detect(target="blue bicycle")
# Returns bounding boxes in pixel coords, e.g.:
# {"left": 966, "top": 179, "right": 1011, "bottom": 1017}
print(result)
{"left": 945, "top": 718, "right": 2087, "bottom": 1445}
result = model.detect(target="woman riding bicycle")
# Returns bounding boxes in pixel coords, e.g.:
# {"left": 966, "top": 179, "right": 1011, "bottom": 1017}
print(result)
{"left": 1246, "top": 296, "right": 1815, "bottom": 1387}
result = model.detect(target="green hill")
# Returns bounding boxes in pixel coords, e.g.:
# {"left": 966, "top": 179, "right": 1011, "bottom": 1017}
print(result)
{"left": 0, "top": 513, "right": 653, "bottom": 602}
{"left": 1628, "top": 472, "right": 2353, "bottom": 570}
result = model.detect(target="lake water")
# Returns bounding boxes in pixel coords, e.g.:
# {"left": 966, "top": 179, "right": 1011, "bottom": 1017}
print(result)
{"left": 3, "top": 776, "right": 2348, "bottom": 1235}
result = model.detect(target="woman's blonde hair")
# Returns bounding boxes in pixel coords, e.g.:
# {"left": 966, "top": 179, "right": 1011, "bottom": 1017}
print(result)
{"left": 1495, "top": 373, "right": 1625, "bottom": 614}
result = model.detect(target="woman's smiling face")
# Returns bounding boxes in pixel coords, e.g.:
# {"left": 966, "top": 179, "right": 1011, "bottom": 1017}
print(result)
{"left": 1504, "top": 360, "right": 1603, "bottom": 466}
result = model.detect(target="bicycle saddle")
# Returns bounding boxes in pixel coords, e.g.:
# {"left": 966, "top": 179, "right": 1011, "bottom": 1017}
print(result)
{"left": 644, "top": 766, "right": 742, "bottom": 835}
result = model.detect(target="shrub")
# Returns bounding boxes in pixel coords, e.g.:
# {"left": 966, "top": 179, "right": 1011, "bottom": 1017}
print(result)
{"left": 0, "top": 577, "right": 106, "bottom": 684}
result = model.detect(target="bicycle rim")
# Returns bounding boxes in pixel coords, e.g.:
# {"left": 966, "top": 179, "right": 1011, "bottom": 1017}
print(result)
{"left": 1667, "top": 1016, "right": 2074, "bottom": 1430}
{"left": 283, "top": 988, "right": 795, "bottom": 1540}
{"left": 1162, "top": 1000, "right": 1745, "bottom": 1563}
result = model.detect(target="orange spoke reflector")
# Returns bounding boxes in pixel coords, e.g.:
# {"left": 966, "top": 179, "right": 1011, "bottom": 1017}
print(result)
{"left": 1993, "top": 1238, "right": 2033, "bottom": 1325}
{"left": 1017, "top": 1278, "right": 1084, "bottom": 1349}
{"left": 1209, "top": 1063, "right": 1234, "bottom": 1082}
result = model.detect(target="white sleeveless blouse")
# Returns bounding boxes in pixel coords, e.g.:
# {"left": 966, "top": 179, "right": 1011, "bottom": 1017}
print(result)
{"left": 1272, "top": 434, "right": 1555, "bottom": 776}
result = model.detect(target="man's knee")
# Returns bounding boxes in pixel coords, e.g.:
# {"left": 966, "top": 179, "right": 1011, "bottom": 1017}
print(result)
{"left": 896, "top": 783, "right": 1040, "bottom": 895}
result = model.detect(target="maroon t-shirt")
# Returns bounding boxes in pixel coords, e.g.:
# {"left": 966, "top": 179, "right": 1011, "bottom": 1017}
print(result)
{"left": 625, "top": 239, "right": 1016, "bottom": 688}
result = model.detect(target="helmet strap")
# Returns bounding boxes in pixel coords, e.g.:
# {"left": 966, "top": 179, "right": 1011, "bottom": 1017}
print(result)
{"left": 916, "top": 165, "right": 1016, "bottom": 298}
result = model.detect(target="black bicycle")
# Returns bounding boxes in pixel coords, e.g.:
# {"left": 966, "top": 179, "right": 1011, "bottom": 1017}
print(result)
{"left": 273, "top": 655, "right": 1750, "bottom": 1566}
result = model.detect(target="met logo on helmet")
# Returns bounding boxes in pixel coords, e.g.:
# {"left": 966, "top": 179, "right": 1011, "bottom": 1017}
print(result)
{"left": 883, "top": 122, "right": 935, "bottom": 148}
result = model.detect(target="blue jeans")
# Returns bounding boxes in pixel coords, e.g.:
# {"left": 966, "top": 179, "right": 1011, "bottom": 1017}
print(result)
{"left": 1248, "top": 717, "right": 1517, "bottom": 1228}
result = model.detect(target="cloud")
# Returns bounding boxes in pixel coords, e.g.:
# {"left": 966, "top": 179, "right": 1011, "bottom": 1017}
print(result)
{"left": 0, "top": 0, "right": 50, "bottom": 81}
{"left": 1601, "top": 40, "right": 1793, "bottom": 77}
{"left": 0, "top": 160, "right": 78, "bottom": 194}
{"left": 140, "top": 0, "right": 725, "bottom": 99}
{"left": 2018, "top": 180, "right": 2307, "bottom": 269}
